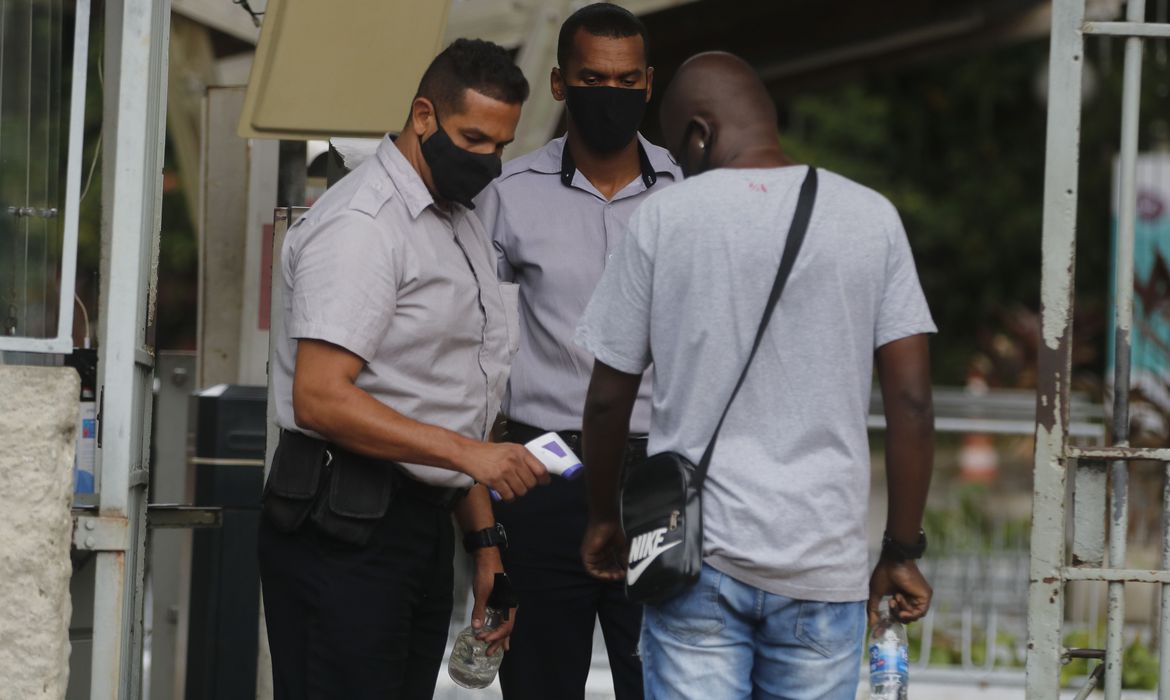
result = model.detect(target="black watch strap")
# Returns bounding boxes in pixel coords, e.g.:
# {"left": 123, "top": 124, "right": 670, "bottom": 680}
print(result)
{"left": 881, "top": 529, "right": 927, "bottom": 561}
{"left": 463, "top": 523, "right": 508, "bottom": 553}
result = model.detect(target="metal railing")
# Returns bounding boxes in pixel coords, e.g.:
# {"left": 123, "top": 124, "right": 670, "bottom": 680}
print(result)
{"left": 1030, "top": 1, "right": 1170, "bottom": 698}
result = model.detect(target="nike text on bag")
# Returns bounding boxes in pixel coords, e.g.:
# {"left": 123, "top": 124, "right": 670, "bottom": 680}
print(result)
{"left": 620, "top": 166, "right": 818, "bottom": 605}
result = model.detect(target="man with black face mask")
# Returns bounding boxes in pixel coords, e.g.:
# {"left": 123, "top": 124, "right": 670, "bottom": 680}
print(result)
{"left": 474, "top": 4, "right": 680, "bottom": 699}
{"left": 259, "top": 39, "right": 550, "bottom": 700}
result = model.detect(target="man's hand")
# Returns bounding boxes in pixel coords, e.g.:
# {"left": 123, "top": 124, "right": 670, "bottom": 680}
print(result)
{"left": 581, "top": 517, "right": 628, "bottom": 581}
{"left": 460, "top": 442, "right": 549, "bottom": 501}
{"left": 867, "top": 559, "right": 932, "bottom": 626}
{"left": 470, "top": 550, "right": 516, "bottom": 656}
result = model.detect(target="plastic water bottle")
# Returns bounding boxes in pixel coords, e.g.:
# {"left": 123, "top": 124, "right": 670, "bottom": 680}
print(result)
{"left": 869, "top": 605, "right": 909, "bottom": 699}
{"left": 448, "top": 573, "right": 517, "bottom": 689}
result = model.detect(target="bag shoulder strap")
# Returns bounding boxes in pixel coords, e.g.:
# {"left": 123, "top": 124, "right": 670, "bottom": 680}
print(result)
{"left": 694, "top": 166, "right": 818, "bottom": 487}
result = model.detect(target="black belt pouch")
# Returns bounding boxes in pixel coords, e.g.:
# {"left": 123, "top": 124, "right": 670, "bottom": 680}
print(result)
{"left": 262, "top": 431, "right": 395, "bottom": 547}
{"left": 310, "top": 446, "right": 395, "bottom": 547}
{"left": 262, "top": 430, "right": 328, "bottom": 534}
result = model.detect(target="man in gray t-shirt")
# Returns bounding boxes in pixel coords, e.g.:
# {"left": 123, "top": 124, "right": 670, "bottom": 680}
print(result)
{"left": 576, "top": 52, "right": 936, "bottom": 699}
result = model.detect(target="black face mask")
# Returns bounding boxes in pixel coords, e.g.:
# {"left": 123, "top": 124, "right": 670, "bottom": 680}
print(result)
{"left": 420, "top": 114, "right": 502, "bottom": 209}
{"left": 564, "top": 85, "right": 647, "bottom": 154}
{"left": 676, "top": 121, "right": 713, "bottom": 178}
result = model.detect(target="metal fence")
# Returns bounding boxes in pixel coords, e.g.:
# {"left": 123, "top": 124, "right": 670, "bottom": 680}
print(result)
{"left": 1030, "top": 1, "right": 1170, "bottom": 699}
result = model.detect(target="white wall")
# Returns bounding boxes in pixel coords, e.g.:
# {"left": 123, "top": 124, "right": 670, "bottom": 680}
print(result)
{"left": 0, "top": 366, "right": 80, "bottom": 699}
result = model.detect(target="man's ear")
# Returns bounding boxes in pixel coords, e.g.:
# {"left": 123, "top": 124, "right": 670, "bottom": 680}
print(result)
{"left": 683, "top": 117, "right": 712, "bottom": 148}
{"left": 409, "top": 96, "right": 436, "bottom": 138}
{"left": 551, "top": 66, "right": 566, "bottom": 102}
{"left": 645, "top": 66, "right": 654, "bottom": 102}
{"left": 678, "top": 116, "right": 713, "bottom": 169}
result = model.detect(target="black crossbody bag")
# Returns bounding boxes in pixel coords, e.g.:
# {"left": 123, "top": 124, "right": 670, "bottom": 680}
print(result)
{"left": 621, "top": 166, "right": 818, "bottom": 605}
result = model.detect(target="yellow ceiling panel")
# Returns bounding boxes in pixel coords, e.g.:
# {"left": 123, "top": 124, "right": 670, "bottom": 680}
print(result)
{"left": 239, "top": 0, "right": 453, "bottom": 140}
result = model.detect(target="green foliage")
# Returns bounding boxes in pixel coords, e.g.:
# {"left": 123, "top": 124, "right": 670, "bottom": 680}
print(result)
{"left": 779, "top": 38, "right": 1170, "bottom": 388}
{"left": 782, "top": 42, "right": 1050, "bottom": 382}
{"left": 1122, "top": 634, "right": 1160, "bottom": 690}
{"left": 921, "top": 484, "right": 1030, "bottom": 554}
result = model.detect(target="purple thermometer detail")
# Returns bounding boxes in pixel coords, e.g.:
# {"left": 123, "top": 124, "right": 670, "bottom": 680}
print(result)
{"left": 542, "top": 441, "right": 567, "bottom": 458}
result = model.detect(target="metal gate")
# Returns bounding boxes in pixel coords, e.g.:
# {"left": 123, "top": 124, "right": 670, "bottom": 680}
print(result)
{"left": 1030, "top": 1, "right": 1170, "bottom": 698}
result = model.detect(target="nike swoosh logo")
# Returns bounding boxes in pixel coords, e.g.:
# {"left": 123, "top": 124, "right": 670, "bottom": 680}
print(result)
{"left": 627, "top": 540, "right": 682, "bottom": 586}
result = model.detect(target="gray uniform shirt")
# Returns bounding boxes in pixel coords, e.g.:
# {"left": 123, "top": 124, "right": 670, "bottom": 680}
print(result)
{"left": 272, "top": 136, "right": 519, "bottom": 488}
{"left": 475, "top": 135, "right": 680, "bottom": 433}
{"left": 576, "top": 167, "right": 936, "bottom": 601}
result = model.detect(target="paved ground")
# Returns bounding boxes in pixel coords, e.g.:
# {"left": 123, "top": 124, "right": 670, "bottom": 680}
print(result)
{"left": 435, "top": 674, "right": 1148, "bottom": 700}
{"left": 432, "top": 620, "right": 1157, "bottom": 700}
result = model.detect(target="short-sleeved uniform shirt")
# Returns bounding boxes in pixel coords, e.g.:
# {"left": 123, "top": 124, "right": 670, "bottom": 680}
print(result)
{"left": 272, "top": 136, "right": 520, "bottom": 488}
{"left": 475, "top": 135, "right": 680, "bottom": 433}
{"left": 576, "top": 166, "right": 936, "bottom": 601}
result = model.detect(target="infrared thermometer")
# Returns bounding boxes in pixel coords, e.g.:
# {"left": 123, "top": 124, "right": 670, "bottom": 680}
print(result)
{"left": 489, "top": 432, "right": 582, "bottom": 501}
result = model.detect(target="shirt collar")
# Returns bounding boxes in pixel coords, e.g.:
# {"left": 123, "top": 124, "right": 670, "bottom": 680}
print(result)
{"left": 375, "top": 134, "right": 435, "bottom": 220}
{"left": 527, "top": 134, "right": 674, "bottom": 190}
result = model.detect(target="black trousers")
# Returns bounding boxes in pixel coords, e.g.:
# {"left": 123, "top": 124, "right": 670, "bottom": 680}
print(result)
{"left": 495, "top": 423, "right": 646, "bottom": 700}
{"left": 258, "top": 492, "right": 454, "bottom": 700}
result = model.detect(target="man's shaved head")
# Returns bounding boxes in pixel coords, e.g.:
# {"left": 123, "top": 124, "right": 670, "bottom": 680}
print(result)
{"left": 660, "top": 52, "right": 785, "bottom": 175}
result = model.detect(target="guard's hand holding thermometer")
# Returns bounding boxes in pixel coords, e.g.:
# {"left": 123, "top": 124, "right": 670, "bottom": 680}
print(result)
{"left": 490, "top": 432, "right": 582, "bottom": 501}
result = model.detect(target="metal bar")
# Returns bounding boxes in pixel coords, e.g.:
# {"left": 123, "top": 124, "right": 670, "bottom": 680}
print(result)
{"left": 0, "top": 334, "right": 72, "bottom": 353}
{"left": 134, "top": 347, "right": 154, "bottom": 368}
{"left": 1104, "top": 3, "right": 1146, "bottom": 696}
{"left": 1083, "top": 20, "right": 1170, "bottom": 37}
{"left": 1064, "top": 567, "right": 1170, "bottom": 583}
{"left": 1027, "top": 0, "right": 1086, "bottom": 696}
{"left": 867, "top": 415, "right": 1106, "bottom": 439}
{"left": 90, "top": 0, "right": 170, "bottom": 697}
{"left": 188, "top": 456, "right": 266, "bottom": 467}
{"left": 145, "top": 505, "right": 223, "bottom": 529}
{"left": 1069, "top": 446, "right": 1170, "bottom": 461}
{"left": 54, "top": 0, "right": 88, "bottom": 348}
{"left": 985, "top": 606, "right": 998, "bottom": 672}
{"left": 1161, "top": 462, "right": 1170, "bottom": 700}
{"left": 1072, "top": 663, "right": 1106, "bottom": 700}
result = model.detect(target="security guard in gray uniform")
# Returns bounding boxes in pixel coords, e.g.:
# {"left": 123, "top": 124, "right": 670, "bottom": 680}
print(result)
{"left": 258, "top": 39, "right": 549, "bottom": 700}
{"left": 474, "top": 5, "right": 680, "bottom": 699}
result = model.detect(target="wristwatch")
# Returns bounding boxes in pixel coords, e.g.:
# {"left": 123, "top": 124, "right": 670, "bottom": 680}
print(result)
{"left": 463, "top": 523, "right": 508, "bottom": 553}
{"left": 881, "top": 529, "right": 927, "bottom": 561}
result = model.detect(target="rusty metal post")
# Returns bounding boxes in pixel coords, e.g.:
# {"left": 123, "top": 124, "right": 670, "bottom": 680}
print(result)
{"left": 1028, "top": 0, "right": 1086, "bottom": 697}
{"left": 90, "top": 0, "right": 170, "bottom": 696}
{"left": 1104, "top": 1, "right": 1147, "bottom": 697}
{"left": 1162, "top": 463, "right": 1170, "bottom": 700}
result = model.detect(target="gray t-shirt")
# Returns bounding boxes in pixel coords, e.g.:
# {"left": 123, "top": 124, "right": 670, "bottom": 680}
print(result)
{"left": 575, "top": 166, "right": 936, "bottom": 602}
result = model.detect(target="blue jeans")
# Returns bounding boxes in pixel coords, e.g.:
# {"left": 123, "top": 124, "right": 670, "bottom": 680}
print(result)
{"left": 641, "top": 564, "right": 866, "bottom": 700}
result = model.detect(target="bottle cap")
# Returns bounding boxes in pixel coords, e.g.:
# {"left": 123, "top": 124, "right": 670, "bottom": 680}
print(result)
{"left": 486, "top": 573, "right": 519, "bottom": 620}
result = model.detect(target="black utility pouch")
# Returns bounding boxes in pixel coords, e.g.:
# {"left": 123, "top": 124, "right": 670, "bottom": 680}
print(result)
{"left": 262, "top": 430, "right": 328, "bottom": 533}
{"left": 309, "top": 447, "right": 395, "bottom": 547}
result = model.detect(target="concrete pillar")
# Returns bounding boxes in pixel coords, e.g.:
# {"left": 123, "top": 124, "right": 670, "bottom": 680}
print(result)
{"left": 0, "top": 366, "right": 80, "bottom": 699}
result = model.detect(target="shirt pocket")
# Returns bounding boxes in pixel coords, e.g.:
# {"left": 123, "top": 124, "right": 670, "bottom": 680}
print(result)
{"left": 499, "top": 282, "right": 521, "bottom": 357}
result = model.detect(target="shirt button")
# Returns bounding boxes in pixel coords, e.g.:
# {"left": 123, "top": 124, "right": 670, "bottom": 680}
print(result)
{"left": 373, "top": 181, "right": 383, "bottom": 190}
